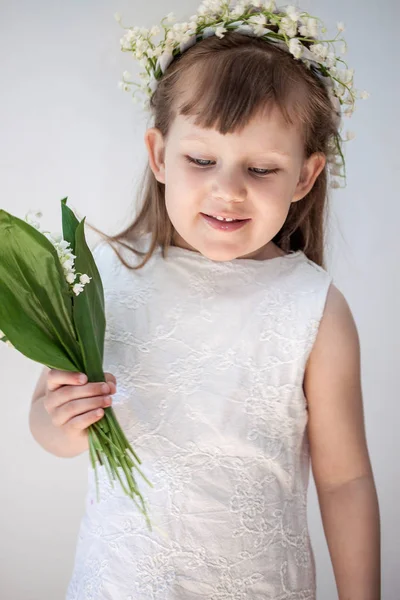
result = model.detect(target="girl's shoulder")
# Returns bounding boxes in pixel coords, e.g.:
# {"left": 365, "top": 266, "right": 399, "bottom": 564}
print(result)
{"left": 277, "top": 249, "right": 333, "bottom": 298}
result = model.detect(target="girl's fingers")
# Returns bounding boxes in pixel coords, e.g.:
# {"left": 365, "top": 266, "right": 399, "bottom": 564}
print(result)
{"left": 104, "top": 372, "right": 117, "bottom": 389}
{"left": 52, "top": 395, "right": 112, "bottom": 428}
{"left": 47, "top": 369, "right": 88, "bottom": 392}
{"left": 67, "top": 408, "right": 105, "bottom": 431}
{"left": 45, "top": 381, "right": 110, "bottom": 412}
{"left": 47, "top": 369, "right": 117, "bottom": 393}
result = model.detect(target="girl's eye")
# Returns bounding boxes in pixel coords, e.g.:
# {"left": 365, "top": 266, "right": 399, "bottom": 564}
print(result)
{"left": 185, "top": 156, "right": 279, "bottom": 177}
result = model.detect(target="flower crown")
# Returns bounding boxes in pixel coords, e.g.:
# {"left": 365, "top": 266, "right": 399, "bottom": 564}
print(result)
{"left": 114, "top": 1, "right": 369, "bottom": 189}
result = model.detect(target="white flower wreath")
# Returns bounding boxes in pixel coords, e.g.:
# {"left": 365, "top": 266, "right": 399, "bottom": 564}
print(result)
{"left": 114, "top": 1, "right": 369, "bottom": 189}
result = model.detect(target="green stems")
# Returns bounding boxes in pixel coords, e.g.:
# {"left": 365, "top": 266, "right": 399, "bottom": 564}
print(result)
{"left": 88, "top": 408, "right": 154, "bottom": 532}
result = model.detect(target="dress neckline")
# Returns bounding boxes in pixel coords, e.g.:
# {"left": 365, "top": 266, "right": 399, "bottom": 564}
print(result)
{"left": 157, "top": 242, "right": 303, "bottom": 267}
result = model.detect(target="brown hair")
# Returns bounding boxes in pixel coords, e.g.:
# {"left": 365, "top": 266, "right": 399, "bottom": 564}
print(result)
{"left": 87, "top": 23, "right": 339, "bottom": 270}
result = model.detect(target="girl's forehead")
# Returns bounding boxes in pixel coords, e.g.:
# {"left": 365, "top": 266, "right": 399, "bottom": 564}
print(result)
{"left": 170, "top": 111, "right": 302, "bottom": 158}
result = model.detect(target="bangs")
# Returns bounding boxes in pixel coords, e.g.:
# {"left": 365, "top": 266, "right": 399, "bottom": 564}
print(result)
{"left": 173, "top": 37, "right": 311, "bottom": 136}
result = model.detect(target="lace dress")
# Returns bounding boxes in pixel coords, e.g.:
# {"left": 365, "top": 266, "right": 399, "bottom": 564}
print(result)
{"left": 66, "top": 234, "right": 332, "bottom": 600}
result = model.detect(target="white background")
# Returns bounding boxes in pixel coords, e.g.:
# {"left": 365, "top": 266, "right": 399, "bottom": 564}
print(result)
{"left": 0, "top": 0, "right": 398, "bottom": 598}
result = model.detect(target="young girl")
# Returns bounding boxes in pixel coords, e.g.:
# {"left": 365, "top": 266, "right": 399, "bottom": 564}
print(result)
{"left": 30, "top": 2, "right": 380, "bottom": 598}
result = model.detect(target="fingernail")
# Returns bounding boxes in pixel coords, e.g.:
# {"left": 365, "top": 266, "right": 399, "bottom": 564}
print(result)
{"left": 79, "top": 374, "right": 87, "bottom": 383}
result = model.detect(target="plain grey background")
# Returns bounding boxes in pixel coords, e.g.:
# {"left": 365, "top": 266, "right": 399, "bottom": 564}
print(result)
{"left": 0, "top": 1, "right": 398, "bottom": 598}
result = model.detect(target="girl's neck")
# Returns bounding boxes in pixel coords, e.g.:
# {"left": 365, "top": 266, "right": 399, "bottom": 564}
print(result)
{"left": 170, "top": 231, "right": 287, "bottom": 261}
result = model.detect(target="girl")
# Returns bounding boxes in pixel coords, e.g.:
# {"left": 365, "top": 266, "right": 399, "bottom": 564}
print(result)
{"left": 29, "top": 2, "right": 380, "bottom": 598}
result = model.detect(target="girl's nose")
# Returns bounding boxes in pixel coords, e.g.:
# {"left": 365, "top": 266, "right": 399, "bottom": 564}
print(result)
{"left": 211, "top": 168, "right": 247, "bottom": 202}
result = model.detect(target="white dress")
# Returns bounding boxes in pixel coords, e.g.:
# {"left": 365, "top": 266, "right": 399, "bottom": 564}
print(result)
{"left": 66, "top": 233, "right": 332, "bottom": 600}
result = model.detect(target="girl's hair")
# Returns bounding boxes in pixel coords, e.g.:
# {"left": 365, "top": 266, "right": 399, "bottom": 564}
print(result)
{"left": 87, "top": 25, "right": 339, "bottom": 270}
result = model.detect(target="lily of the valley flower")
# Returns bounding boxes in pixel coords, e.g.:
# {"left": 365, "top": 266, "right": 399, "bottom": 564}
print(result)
{"left": 24, "top": 210, "right": 92, "bottom": 296}
{"left": 289, "top": 38, "right": 303, "bottom": 59}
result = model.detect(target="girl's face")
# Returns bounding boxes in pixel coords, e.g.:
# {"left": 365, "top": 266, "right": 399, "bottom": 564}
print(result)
{"left": 145, "top": 105, "right": 325, "bottom": 261}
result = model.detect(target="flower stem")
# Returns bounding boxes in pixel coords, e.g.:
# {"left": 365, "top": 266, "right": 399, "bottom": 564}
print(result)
{"left": 88, "top": 409, "right": 154, "bottom": 531}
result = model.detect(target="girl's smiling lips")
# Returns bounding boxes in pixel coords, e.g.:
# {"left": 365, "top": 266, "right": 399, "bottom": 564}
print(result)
{"left": 200, "top": 212, "right": 252, "bottom": 221}
{"left": 201, "top": 213, "right": 252, "bottom": 232}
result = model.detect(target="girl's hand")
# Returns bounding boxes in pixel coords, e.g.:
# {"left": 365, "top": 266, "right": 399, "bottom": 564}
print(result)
{"left": 43, "top": 369, "right": 117, "bottom": 445}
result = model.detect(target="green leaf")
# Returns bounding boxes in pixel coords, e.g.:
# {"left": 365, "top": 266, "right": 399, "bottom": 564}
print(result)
{"left": 71, "top": 216, "right": 106, "bottom": 383}
{"left": 0, "top": 210, "right": 83, "bottom": 371}
{"left": 61, "top": 197, "right": 80, "bottom": 251}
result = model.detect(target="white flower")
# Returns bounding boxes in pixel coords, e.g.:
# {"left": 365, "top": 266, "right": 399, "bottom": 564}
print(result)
{"left": 285, "top": 5, "right": 302, "bottom": 22}
{"left": 136, "top": 38, "right": 149, "bottom": 51}
{"left": 66, "top": 272, "right": 76, "bottom": 284}
{"left": 80, "top": 274, "right": 92, "bottom": 284}
{"left": 73, "top": 283, "right": 85, "bottom": 296}
{"left": 343, "top": 68, "right": 354, "bottom": 84}
{"left": 197, "top": 5, "right": 210, "bottom": 17}
{"left": 306, "top": 17, "right": 318, "bottom": 37}
{"left": 360, "top": 90, "right": 370, "bottom": 100}
{"left": 310, "top": 43, "right": 328, "bottom": 60}
{"left": 215, "top": 25, "right": 227, "bottom": 38}
{"left": 330, "top": 180, "right": 341, "bottom": 189}
{"left": 344, "top": 130, "right": 356, "bottom": 141}
{"left": 166, "top": 12, "right": 176, "bottom": 23}
{"left": 61, "top": 258, "right": 75, "bottom": 271}
{"left": 114, "top": 12, "right": 122, "bottom": 23}
{"left": 335, "top": 83, "right": 347, "bottom": 98}
{"left": 298, "top": 25, "right": 308, "bottom": 37}
{"left": 231, "top": 4, "right": 246, "bottom": 18}
{"left": 326, "top": 51, "right": 336, "bottom": 68}
{"left": 254, "top": 25, "right": 270, "bottom": 37}
{"left": 288, "top": 38, "right": 303, "bottom": 59}
{"left": 337, "top": 21, "right": 345, "bottom": 32}
{"left": 25, "top": 210, "right": 43, "bottom": 230}
{"left": 150, "top": 25, "right": 161, "bottom": 37}
{"left": 263, "top": 0, "right": 276, "bottom": 10}
{"left": 341, "top": 42, "right": 347, "bottom": 55}
{"left": 249, "top": 14, "right": 268, "bottom": 27}
{"left": 122, "top": 70, "right": 132, "bottom": 80}
{"left": 279, "top": 17, "right": 297, "bottom": 38}
{"left": 57, "top": 239, "right": 70, "bottom": 252}
{"left": 0, "top": 330, "right": 5, "bottom": 339}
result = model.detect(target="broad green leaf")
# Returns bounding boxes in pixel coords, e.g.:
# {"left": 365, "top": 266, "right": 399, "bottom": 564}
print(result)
{"left": 60, "top": 198, "right": 106, "bottom": 382}
{"left": 0, "top": 210, "right": 83, "bottom": 371}
{"left": 72, "top": 216, "right": 106, "bottom": 383}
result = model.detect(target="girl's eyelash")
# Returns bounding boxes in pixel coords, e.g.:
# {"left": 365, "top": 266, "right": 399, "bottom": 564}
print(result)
{"left": 185, "top": 156, "right": 279, "bottom": 177}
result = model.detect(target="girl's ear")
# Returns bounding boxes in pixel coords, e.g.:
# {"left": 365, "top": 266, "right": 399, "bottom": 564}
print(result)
{"left": 144, "top": 127, "right": 166, "bottom": 184}
{"left": 292, "top": 152, "right": 326, "bottom": 202}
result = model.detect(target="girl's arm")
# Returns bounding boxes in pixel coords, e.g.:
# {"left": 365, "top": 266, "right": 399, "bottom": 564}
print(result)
{"left": 304, "top": 284, "right": 381, "bottom": 600}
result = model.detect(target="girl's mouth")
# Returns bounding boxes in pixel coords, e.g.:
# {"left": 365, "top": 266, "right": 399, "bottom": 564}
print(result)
{"left": 201, "top": 213, "right": 251, "bottom": 232}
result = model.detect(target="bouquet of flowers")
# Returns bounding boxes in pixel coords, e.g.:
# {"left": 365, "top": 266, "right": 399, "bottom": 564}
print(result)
{"left": 0, "top": 197, "right": 153, "bottom": 531}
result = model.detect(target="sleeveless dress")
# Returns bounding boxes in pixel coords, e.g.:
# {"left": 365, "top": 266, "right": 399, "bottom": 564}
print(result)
{"left": 66, "top": 233, "right": 333, "bottom": 600}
